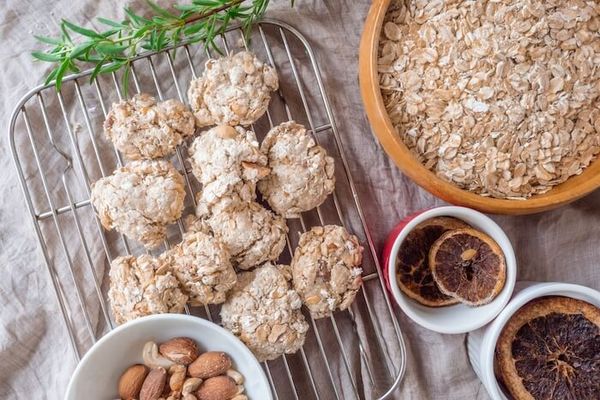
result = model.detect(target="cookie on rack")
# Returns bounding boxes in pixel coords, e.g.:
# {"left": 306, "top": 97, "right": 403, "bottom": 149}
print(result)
{"left": 198, "top": 196, "right": 288, "bottom": 270}
{"left": 188, "top": 125, "right": 269, "bottom": 215}
{"left": 104, "top": 93, "right": 195, "bottom": 160}
{"left": 292, "top": 225, "right": 364, "bottom": 319}
{"left": 91, "top": 160, "right": 186, "bottom": 249}
{"left": 160, "top": 231, "right": 237, "bottom": 306}
{"left": 220, "top": 262, "right": 309, "bottom": 361}
{"left": 108, "top": 255, "right": 188, "bottom": 325}
{"left": 258, "top": 121, "right": 335, "bottom": 218}
{"left": 187, "top": 51, "right": 279, "bottom": 127}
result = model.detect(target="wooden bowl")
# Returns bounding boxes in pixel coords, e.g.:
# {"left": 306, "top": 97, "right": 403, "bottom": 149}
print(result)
{"left": 359, "top": 0, "right": 600, "bottom": 215}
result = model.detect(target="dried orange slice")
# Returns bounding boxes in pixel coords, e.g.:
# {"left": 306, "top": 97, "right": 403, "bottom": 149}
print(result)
{"left": 395, "top": 217, "right": 469, "bottom": 307}
{"left": 496, "top": 296, "right": 600, "bottom": 400}
{"left": 429, "top": 228, "right": 505, "bottom": 306}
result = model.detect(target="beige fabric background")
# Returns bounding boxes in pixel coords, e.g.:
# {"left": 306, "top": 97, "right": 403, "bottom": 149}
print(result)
{"left": 0, "top": 1, "right": 599, "bottom": 399}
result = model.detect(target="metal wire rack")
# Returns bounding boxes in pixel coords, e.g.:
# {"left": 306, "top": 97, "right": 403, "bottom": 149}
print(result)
{"left": 9, "top": 20, "right": 406, "bottom": 400}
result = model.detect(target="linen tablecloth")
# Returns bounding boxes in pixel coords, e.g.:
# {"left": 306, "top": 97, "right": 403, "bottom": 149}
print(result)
{"left": 1, "top": 1, "right": 599, "bottom": 399}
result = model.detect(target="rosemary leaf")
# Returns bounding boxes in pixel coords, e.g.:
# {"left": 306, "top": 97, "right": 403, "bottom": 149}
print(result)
{"left": 32, "top": 0, "right": 293, "bottom": 92}
{"left": 62, "top": 19, "right": 103, "bottom": 39}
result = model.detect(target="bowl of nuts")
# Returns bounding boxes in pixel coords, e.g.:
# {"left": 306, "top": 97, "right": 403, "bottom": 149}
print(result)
{"left": 359, "top": 0, "right": 600, "bottom": 214}
{"left": 65, "top": 314, "right": 272, "bottom": 400}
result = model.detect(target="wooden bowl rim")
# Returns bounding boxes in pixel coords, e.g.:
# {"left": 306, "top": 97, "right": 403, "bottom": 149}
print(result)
{"left": 358, "top": 0, "right": 600, "bottom": 215}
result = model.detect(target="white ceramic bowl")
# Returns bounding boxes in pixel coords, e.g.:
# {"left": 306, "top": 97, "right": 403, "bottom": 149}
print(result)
{"left": 65, "top": 314, "right": 272, "bottom": 400}
{"left": 385, "top": 206, "right": 517, "bottom": 334}
{"left": 467, "top": 281, "right": 600, "bottom": 400}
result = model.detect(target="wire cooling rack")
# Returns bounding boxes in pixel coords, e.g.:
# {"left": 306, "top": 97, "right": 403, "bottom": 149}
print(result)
{"left": 9, "top": 20, "right": 406, "bottom": 400}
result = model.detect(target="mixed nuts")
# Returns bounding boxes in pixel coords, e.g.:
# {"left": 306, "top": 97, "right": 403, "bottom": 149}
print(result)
{"left": 117, "top": 337, "right": 246, "bottom": 400}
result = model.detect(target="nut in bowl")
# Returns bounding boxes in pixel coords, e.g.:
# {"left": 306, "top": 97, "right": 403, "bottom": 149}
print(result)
{"left": 65, "top": 314, "right": 272, "bottom": 400}
{"left": 383, "top": 206, "right": 516, "bottom": 334}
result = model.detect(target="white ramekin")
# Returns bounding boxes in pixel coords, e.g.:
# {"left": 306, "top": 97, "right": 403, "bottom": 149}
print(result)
{"left": 65, "top": 314, "right": 272, "bottom": 400}
{"left": 384, "top": 206, "right": 517, "bottom": 334}
{"left": 467, "top": 281, "right": 600, "bottom": 400}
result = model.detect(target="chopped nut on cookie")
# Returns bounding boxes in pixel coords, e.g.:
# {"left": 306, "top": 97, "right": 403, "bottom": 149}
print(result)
{"left": 258, "top": 121, "right": 335, "bottom": 218}
{"left": 187, "top": 51, "right": 279, "bottom": 127}
{"left": 292, "top": 225, "right": 364, "bottom": 319}
{"left": 220, "top": 263, "right": 309, "bottom": 361}
{"left": 108, "top": 255, "right": 188, "bottom": 325}
{"left": 161, "top": 231, "right": 237, "bottom": 306}
{"left": 104, "top": 93, "right": 195, "bottom": 160}
{"left": 91, "top": 160, "right": 185, "bottom": 249}
{"left": 199, "top": 198, "right": 287, "bottom": 270}
{"left": 188, "top": 125, "right": 268, "bottom": 216}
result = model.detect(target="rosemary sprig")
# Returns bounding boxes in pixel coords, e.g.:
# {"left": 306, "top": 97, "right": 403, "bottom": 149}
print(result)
{"left": 32, "top": 0, "right": 275, "bottom": 92}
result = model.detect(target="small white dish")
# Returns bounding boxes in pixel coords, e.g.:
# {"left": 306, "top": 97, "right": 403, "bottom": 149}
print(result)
{"left": 65, "top": 314, "right": 272, "bottom": 400}
{"left": 467, "top": 281, "right": 600, "bottom": 400}
{"left": 386, "top": 206, "right": 517, "bottom": 334}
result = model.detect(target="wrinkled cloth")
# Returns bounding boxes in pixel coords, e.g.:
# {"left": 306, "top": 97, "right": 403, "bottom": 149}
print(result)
{"left": 1, "top": 1, "right": 599, "bottom": 399}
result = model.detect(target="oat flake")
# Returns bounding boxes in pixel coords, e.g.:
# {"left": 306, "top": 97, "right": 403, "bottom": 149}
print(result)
{"left": 379, "top": 0, "right": 600, "bottom": 198}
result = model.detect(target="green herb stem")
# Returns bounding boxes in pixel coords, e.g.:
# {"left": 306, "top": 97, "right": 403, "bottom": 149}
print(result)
{"left": 32, "top": 0, "right": 276, "bottom": 92}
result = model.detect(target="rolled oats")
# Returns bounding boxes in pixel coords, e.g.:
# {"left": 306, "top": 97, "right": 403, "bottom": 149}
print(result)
{"left": 379, "top": 0, "right": 600, "bottom": 198}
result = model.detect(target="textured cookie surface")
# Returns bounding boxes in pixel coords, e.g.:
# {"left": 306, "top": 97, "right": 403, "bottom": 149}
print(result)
{"left": 200, "top": 198, "right": 288, "bottom": 270}
{"left": 161, "top": 231, "right": 237, "bottom": 306}
{"left": 108, "top": 255, "right": 188, "bottom": 325}
{"left": 104, "top": 93, "right": 195, "bottom": 160}
{"left": 91, "top": 160, "right": 185, "bottom": 248}
{"left": 220, "top": 263, "right": 309, "bottom": 361}
{"left": 188, "top": 51, "right": 279, "bottom": 127}
{"left": 258, "top": 121, "right": 335, "bottom": 218}
{"left": 292, "top": 225, "right": 364, "bottom": 318}
{"left": 189, "top": 125, "right": 269, "bottom": 216}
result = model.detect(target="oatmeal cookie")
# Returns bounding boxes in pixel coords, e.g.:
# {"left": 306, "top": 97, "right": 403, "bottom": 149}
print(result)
{"left": 91, "top": 160, "right": 186, "bottom": 248}
{"left": 161, "top": 231, "right": 237, "bottom": 306}
{"left": 189, "top": 125, "right": 269, "bottom": 216}
{"left": 104, "top": 93, "right": 195, "bottom": 160}
{"left": 200, "top": 198, "right": 288, "bottom": 270}
{"left": 220, "top": 263, "right": 309, "bottom": 361}
{"left": 187, "top": 51, "right": 279, "bottom": 127}
{"left": 292, "top": 225, "right": 364, "bottom": 319}
{"left": 258, "top": 121, "right": 335, "bottom": 218}
{"left": 108, "top": 255, "right": 188, "bottom": 325}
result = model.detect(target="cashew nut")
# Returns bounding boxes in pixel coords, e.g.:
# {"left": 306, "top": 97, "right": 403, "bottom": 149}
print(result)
{"left": 182, "top": 377, "right": 203, "bottom": 395}
{"left": 226, "top": 369, "right": 244, "bottom": 385}
{"left": 182, "top": 395, "right": 197, "bottom": 400}
{"left": 231, "top": 395, "right": 248, "bottom": 400}
{"left": 142, "top": 341, "right": 176, "bottom": 369}
{"left": 169, "top": 364, "right": 187, "bottom": 392}
{"left": 235, "top": 385, "right": 245, "bottom": 395}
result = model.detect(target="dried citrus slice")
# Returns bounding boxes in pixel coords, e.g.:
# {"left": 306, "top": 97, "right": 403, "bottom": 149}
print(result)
{"left": 395, "top": 217, "right": 470, "bottom": 307}
{"left": 429, "top": 228, "right": 505, "bottom": 306}
{"left": 496, "top": 296, "right": 600, "bottom": 400}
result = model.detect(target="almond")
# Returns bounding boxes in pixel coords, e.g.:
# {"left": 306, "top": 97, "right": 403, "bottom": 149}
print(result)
{"left": 188, "top": 352, "right": 232, "bottom": 379}
{"left": 139, "top": 367, "right": 167, "bottom": 400}
{"left": 159, "top": 337, "right": 200, "bottom": 365}
{"left": 195, "top": 376, "right": 237, "bottom": 400}
{"left": 118, "top": 364, "right": 149, "bottom": 400}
